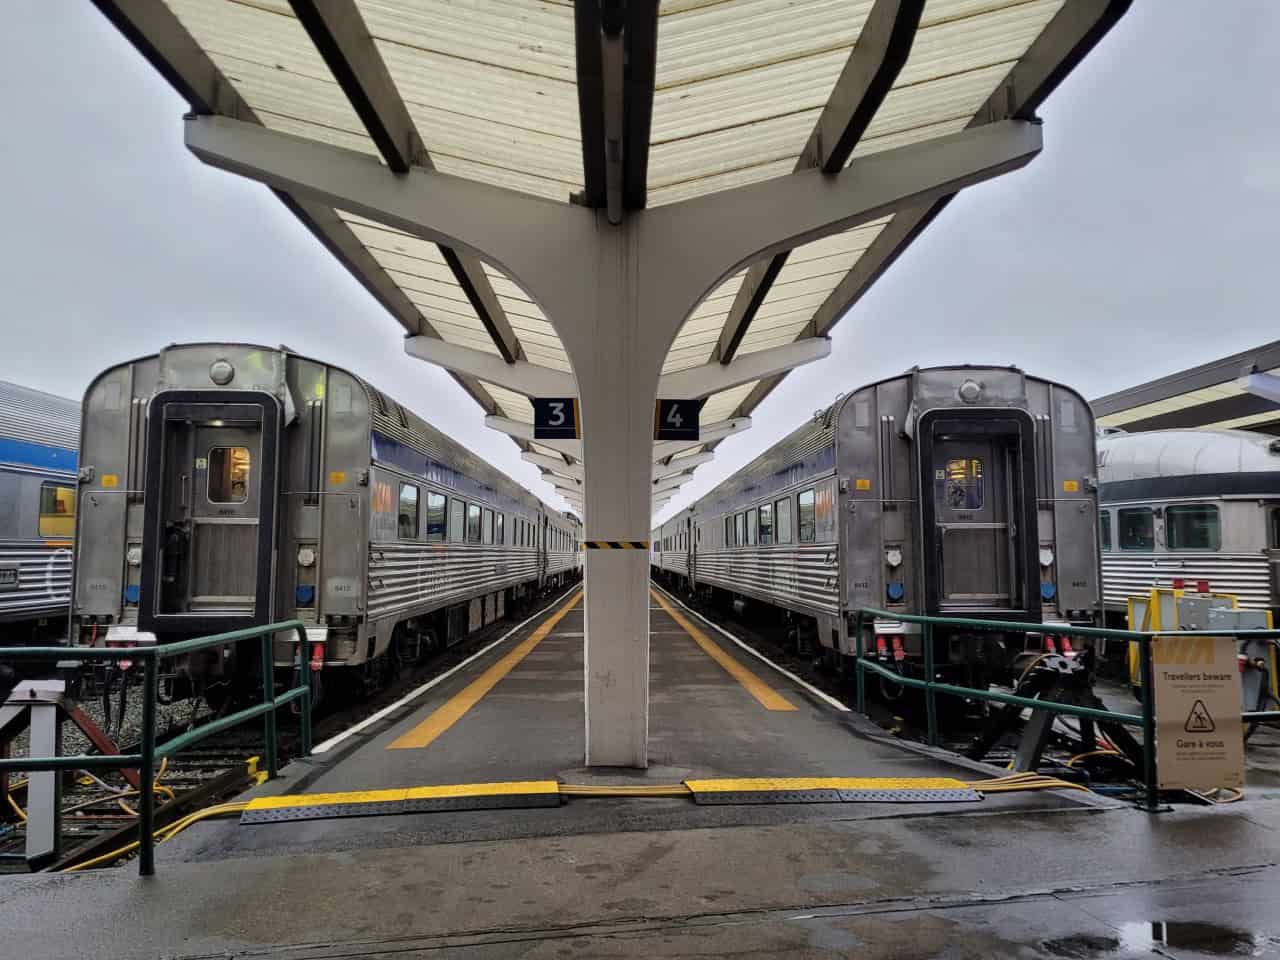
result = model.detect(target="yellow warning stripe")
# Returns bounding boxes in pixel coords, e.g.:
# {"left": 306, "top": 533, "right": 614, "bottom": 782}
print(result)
{"left": 244, "top": 780, "right": 560, "bottom": 811}
{"left": 686, "top": 777, "right": 968, "bottom": 793}
{"left": 582, "top": 540, "right": 649, "bottom": 549}
{"left": 387, "top": 590, "right": 583, "bottom": 750}
{"left": 651, "top": 588, "right": 795, "bottom": 712}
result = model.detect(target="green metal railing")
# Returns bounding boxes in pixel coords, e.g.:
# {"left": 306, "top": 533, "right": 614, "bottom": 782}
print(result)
{"left": 852, "top": 608, "right": 1280, "bottom": 812}
{"left": 1, "top": 621, "right": 312, "bottom": 875}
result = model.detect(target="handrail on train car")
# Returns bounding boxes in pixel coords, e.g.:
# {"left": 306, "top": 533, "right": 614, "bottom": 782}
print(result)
{"left": 852, "top": 608, "right": 1280, "bottom": 813}
{"left": 0, "top": 620, "right": 312, "bottom": 876}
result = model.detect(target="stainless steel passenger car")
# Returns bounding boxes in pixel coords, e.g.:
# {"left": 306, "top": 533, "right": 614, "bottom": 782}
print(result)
{"left": 71, "top": 344, "right": 579, "bottom": 692}
{"left": 0, "top": 381, "right": 79, "bottom": 642}
{"left": 1098, "top": 428, "right": 1280, "bottom": 619}
{"left": 653, "top": 366, "right": 1101, "bottom": 684}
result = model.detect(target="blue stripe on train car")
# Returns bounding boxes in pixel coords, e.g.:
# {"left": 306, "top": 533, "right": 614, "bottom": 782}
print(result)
{"left": 0, "top": 437, "right": 78, "bottom": 472}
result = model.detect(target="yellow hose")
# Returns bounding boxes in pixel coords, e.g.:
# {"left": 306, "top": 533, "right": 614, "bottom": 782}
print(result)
{"left": 62, "top": 801, "right": 249, "bottom": 872}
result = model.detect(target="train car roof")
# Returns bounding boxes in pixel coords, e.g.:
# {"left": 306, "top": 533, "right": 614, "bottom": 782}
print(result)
{"left": 1098, "top": 427, "right": 1280, "bottom": 481}
{"left": 89, "top": 343, "right": 574, "bottom": 520}
{"left": 0, "top": 378, "right": 80, "bottom": 453}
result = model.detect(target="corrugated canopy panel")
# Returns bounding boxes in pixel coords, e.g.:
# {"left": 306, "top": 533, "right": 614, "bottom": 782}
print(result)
{"left": 126, "top": 0, "right": 1106, "bottom": 511}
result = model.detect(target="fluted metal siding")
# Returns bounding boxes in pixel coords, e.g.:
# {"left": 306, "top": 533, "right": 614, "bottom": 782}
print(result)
{"left": 0, "top": 540, "right": 72, "bottom": 621}
{"left": 695, "top": 544, "right": 840, "bottom": 616}
{"left": 0, "top": 381, "right": 79, "bottom": 450}
{"left": 1103, "top": 553, "right": 1274, "bottom": 610}
{"left": 547, "top": 550, "right": 576, "bottom": 577}
{"left": 659, "top": 552, "right": 688, "bottom": 578}
{"left": 367, "top": 542, "right": 542, "bottom": 621}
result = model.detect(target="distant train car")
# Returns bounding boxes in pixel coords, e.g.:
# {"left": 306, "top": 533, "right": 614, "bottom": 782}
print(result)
{"left": 0, "top": 380, "right": 79, "bottom": 643}
{"left": 653, "top": 365, "right": 1100, "bottom": 687}
{"left": 71, "top": 343, "right": 579, "bottom": 698}
{"left": 1098, "top": 428, "right": 1280, "bottom": 621}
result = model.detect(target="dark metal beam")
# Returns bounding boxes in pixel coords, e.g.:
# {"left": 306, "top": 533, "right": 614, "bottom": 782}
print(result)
{"left": 622, "top": 2, "right": 659, "bottom": 210}
{"left": 288, "top": 0, "right": 523, "bottom": 363}
{"left": 716, "top": 0, "right": 925, "bottom": 364}
{"left": 1108, "top": 394, "right": 1280, "bottom": 434}
{"left": 728, "top": 0, "right": 1133, "bottom": 420}
{"left": 574, "top": 1, "right": 658, "bottom": 218}
{"left": 573, "top": 1, "right": 607, "bottom": 209}
{"left": 90, "top": 0, "right": 513, "bottom": 428}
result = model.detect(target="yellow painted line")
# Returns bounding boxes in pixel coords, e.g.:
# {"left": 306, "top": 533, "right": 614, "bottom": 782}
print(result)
{"left": 244, "top": 780, "right": 562, "bottom": 812}
{"left": 651, "top": 588, "right": 795, "bottom": 712}
{"left": 685, "top": 777, "right": 969, "bottom": 793}
{"left": 387, "top": 590, "right": 583, "bottom": 750}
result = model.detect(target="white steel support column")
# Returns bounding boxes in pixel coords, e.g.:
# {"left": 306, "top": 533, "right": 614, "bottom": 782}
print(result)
{"left": 184, "top": 113, "right": 1041, "bottom": 767}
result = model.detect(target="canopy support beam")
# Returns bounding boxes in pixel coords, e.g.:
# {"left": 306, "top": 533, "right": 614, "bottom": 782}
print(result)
{"left": 185, "top": 110, "right": 1041, "bottom": 770}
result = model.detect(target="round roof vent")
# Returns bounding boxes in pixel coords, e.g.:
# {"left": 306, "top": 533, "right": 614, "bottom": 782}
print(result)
{"left": 209, "top": 359, "right": 235, "bottom": 385}
{"left": 958, "top": 379, "right": 982, "bottom": 403}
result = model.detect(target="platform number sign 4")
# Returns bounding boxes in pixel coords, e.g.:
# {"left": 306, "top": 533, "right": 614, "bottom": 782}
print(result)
{"left": 654, "top": 399, "right": 702, "bottom": 441}
{"left": 533, "top": 397, "right": 580, "bottom": 440}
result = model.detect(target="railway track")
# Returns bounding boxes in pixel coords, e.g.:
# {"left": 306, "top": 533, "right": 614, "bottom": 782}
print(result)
{"left": 1, "top": 587, "right": 575, "bottom": 873}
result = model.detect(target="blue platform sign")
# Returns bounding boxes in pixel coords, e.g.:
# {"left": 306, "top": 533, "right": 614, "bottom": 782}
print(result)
{"left": 533, "top": 398, "right": 580, "bottom": 440}
{"left": 654, "top": 399, "right": 701, "bottom": 441}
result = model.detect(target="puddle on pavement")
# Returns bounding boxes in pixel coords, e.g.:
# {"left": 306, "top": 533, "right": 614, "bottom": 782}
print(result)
{"left": 1043, "top": 922, "right": 1270, "bottom": 957}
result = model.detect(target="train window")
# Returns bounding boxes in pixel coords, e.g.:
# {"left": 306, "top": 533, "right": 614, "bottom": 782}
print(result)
{"left": 496, "top": 513, "right": 504, "bottom": 545}
{"left": 449, "top": 499, "right": 465, "bottom": 542}
{"left": 1166, "top": 504, "right": 1220, "bottom": 550}
{"left": 467, "top": 504, "right": 482, "bottom": 542}
{"left": 37, "top": 483, "right": 76, "bottom": 538}
{"left": 1271, "top": 510, "right": 1280, "bottom": 550}
{"left": 424, "top": 492, "right": 446, "bottom": 542}
{"left": 746, "top": 509, "right": 758, "bottom": 545}
{"left": 1099, "top": 510, "right": 1111, "bottom": 552}
{"left": 758, "top": 503, "right": 773, "bottom": 545}
{"left": 938, "top": 458, "right": 984, "bottom": 510}
{"left": 1117, "top": 508, "right": 1154, "bottom": 551}
{"left": 725, "top": 517, "right": 733, "bottom": 547}
{"left": 775, "top": 498, "right": 792, "bottom": 543}
{"left": 397, "top": 483, "right": 419, "bottom": 539}
{"left": 482, "top": 508, "right": 494, "bottom": 544}
{"left": 207, "top": 447, "right": 251, "bottom": 503}
{"left": 798, "top": 489, "right": 816, "bottom": 543}
{"left": 734, "top": 512, "right": 745, "bottom": 548}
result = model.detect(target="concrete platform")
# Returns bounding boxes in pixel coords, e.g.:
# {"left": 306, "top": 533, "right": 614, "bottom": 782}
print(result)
{"left": 8, "top": 584, "right": 1280, "bottom": 958}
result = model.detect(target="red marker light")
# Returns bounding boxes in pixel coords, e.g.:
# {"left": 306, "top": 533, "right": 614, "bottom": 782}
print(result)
{"left": 891, "top": 637, "right": 905, "bottom": 662}
{"left": 1196, "top": 580, "right": 1210, "bottom": 593}
{"left": 1172, "top": 578, "right": 1185, "bottom": 589}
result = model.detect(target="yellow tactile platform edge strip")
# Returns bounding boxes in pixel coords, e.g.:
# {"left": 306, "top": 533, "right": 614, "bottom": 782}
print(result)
{"left": 239, "top": 781, "right": 563, "bottom": 824}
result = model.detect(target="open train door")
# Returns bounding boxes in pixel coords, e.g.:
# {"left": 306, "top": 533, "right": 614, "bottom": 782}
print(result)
{"left": 138, "top": 391, "right": 280, "bottom": 635}
{"left": 918, "top": 410, "right": 1038, "bottom": 620}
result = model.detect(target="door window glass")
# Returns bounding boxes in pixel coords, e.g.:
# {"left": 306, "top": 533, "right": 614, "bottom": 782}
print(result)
{"left": 208, "top": 447, "right": 251, "bottom": 503}
{"left": 425, "top": 492, "right": 446, "bottom": 542}
{"left": 38, "top": 483, "right": 76, "bottom": 538}
{"left": 496, "top": 513, "right": 504, "bottom": 545}
{"left": 483, "top": 508, "right": 494, "bottom": 544}
{"left": 467, "top": 504, "right": 482, "bottom": 542}
{"left": 398, "top": 483, "right": 419, "bottom": 539}
{"left": 1271, "top": 510, "right": 1280, "bottom": 550}
{"left": 798, "top": 490, "right": 816, "bottom": 543}
{"left": 735, "top": 512, "right": 745, "bottom": 548}
{"left": 725, "top": 517, "right": 733, "bottom": 546}
{"left": 449, "top": 499, "right": 465, "bottom": 542}
{"left": 1118, "top": 508, "right": 1154, "bottom": 551}
{"left": 1100, "top": 510, "right": 1111, "bottom": 552}
{"left": 1166, "top": 504, "right": 1221, "bottom": 550}
{"left": 937, "top": 458, "right": 984, "bottom": 510}
{"left": 775, "top": 498, "right": 792, "bottom": 543}
{"left": 746, "top": 509, "right": 758, "bottom": 545}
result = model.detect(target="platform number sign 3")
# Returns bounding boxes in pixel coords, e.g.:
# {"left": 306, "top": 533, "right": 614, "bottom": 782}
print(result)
{"left": 533, "top": 397, "right": 580, "bottom": 440}
{"left": 654, "top": 399, "right": 702, "bottom": 441}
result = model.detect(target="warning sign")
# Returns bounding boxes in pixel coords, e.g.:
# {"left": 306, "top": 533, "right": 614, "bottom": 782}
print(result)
{"left": 1152, "top": 635, "right": 1244, "bottom": 791}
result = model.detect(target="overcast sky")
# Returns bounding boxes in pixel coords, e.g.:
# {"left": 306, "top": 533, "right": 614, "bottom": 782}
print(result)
{"left": 2, "top": 3, "right": 1277, "bottom": 525}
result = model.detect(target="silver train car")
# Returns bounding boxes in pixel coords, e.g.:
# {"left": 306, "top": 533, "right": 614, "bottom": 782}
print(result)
{"left": 1098, "top": 428, "right": 1280, "bottom": 620}
{"left": 71, "top": 343, "right": 580, "bottom": 695}
{"left": 653, "top": 365, "right": 1100, "bottom": 685}
{"left": 0, "top": 380, "right": 79, "bottom": 642}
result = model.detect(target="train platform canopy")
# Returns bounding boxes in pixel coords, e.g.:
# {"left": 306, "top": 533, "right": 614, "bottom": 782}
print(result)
{"left": 1093, "top": 339, "right": 1280, "bottom": 436}
{"left": 95, "top": 0, "right": 1130, "bottom": 768}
